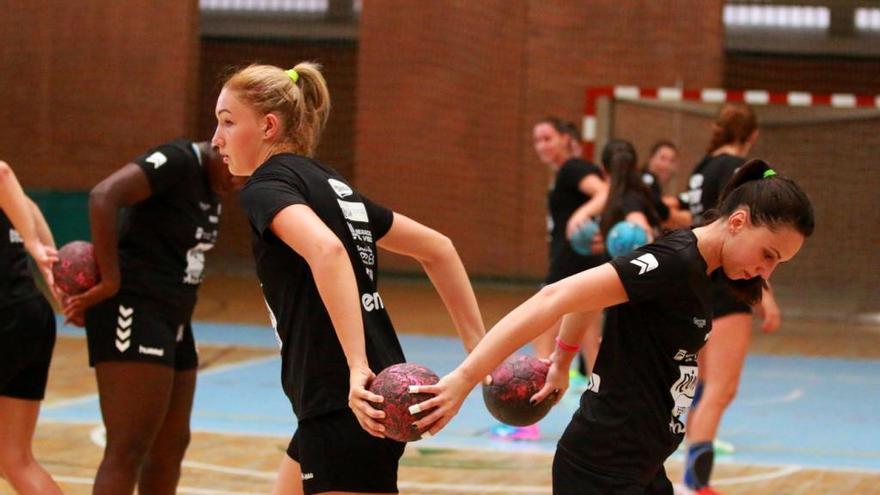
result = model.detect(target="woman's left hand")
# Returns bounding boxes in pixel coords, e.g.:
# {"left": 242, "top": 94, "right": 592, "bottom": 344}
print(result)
{"left": 756, "top": 295, "right": 781, "bottom": 333}
{"left": 406, "top": 370, "right": 474, "bottom": 438}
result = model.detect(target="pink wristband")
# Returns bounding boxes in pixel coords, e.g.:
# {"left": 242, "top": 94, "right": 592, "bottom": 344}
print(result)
{"left": 555, "top": 336, "right": 581, "bottom": 352}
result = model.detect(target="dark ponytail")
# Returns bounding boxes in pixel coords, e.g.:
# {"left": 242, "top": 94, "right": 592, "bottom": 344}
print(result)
{"left": 701, "top": 159, "right": 815, "bottom": 304}
{"left": 599, "top": 139, "right": 658, "bottom": 236}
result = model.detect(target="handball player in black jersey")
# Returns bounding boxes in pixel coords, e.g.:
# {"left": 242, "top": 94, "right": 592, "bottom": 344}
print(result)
{"left": 0, "top": 160, "right": 62, "bottom": 494}
{"left": 682, "top": 103, "right": 783, "bottom": 494}
{"left": 641, "top": 140, "right": 691, "bottom": 229}
{"left": 531, "top": 118, "right": 608, "bottom": 406}
{"left": 411, "top": 159, "right": 814, "bottom": 494}
{"left": 61, "top": 139, "right": 241, "bottom": 495}
{"left": 598, "top": 139, "right": 661, "bottom": 244}
{"left": 212, "top": 63, "right": 484, "bottom": 495}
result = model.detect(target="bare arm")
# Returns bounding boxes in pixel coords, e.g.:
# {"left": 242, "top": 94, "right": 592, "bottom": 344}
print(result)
{"left": 62, "top": 163, "right": 151, "bottom": 324}
{"left": 269, "top": 204, "right": 387, "bottom": 437}
{"left": 0, "top": 161, "right": 59, "bottom": 290}
{"left": 412, "top": 263, "right": 628, "bottom": 434}
{"left": 28, "top": 198, "right": 56, "bottom": 249}
{"left": 566, "top": 174, "right": 608, "bottom": 239}
{"left": 377, "top": 213, "right": 485, "bottom": 353}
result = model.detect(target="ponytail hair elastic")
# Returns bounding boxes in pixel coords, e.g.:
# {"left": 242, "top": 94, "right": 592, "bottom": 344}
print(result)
{"left": 285, "top": 69, "right": 299, "bottom": 84}
{"left": 763, "top": 168, "right": 777, "bottom": 179}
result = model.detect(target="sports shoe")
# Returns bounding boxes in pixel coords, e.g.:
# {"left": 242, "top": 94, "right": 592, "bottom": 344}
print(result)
{"left": 489, "top": 423, "right": 540, "bottom": 441}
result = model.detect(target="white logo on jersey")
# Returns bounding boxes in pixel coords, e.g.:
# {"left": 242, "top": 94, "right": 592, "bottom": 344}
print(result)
{"left": 8, "top": 228, "right": 23, "bottom": 244}
{"left": 176, "top": 324, "right": 185, "bottom": 342}
{"left": 328, "top": 178, "right": 353, "bottom": 198}
{"left": 630, "top": 253, "right": 659, "bottom": 275}
{"left": 586, "top": 373, "right": 601, "bottom": 393}
{"left": 365, "top": 267, "right": 374, "bottom": 281}
{"left": 669, "top": 365, "right": 698, "bottom": 433}
{"left": 337, "top": 200, "right": 369, "bottom": 223}
{"left": 693, "top": 317, "right": 707, "bottom": 328}
{"left": 115, "top": 305, "right": 133, "bottom": 352}
{"left": 361, "top": 292, "right": 385, "bottom": 312}
{"left": 146, "top": 151, "right": 168, "bottom": 169}
{"left": 138, "top": 345, "right": 165, "bottom": 357}
{"left": 262, "top": 297, "right": 282, "bottom": 349}
{"left": 642, "top": 173, "right": 655, "bottom": 185}
{"left": 199, "top": 201, "right": 211, "bottom": 211}
{"left": 357, "top": 245, "right": 375, "bottom": 266}
{"left": 673, "top": 349, "right": 698, "bottom": 362}
{"left": 183, "top": 242, "right": 214, "bottom": 285}
{"left": 301, "top": 473, "right": 314, "bottom": 481}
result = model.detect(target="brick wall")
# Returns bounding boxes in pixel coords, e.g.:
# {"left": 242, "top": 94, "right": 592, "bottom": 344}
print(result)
{"left": 356, "top": 1, "right": 724, "bottom": 278}
{"left": 0, "top": 0, "right": 199, "bottom": 189}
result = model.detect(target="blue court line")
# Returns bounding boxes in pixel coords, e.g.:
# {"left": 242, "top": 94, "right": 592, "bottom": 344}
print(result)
{"left": 49, "top": 320, "right": 880, "bottom": 471}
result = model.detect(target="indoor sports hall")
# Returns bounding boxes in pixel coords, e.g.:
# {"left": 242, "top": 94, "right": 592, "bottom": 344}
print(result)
{"left": 1, "top": 2, "right": 878, "bottom": 494}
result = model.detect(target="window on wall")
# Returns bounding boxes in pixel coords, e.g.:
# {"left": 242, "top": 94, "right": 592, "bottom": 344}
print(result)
{"left": 724, "top": 1, "right": 880, "bottom": 57}
{"left": 200, "top": 0, "right": 359, "bottom": 40}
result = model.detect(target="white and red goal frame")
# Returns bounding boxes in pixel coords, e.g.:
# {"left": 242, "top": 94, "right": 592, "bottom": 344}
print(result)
{"left": 581, "top": 85, "right": 880, "bottom": 160}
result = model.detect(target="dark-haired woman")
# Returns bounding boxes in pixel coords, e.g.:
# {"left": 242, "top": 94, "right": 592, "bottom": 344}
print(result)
{"left": 598, "top": 139, "right": 661, "bottom": 245}
{"left": 681, "top": 103, "right": 782, "bottom": 494}
{"left": 642, "top": 141, "right": 691, "bottom": 229}
{"left": 412, "top": 158, "right": 815, "bottom": 495}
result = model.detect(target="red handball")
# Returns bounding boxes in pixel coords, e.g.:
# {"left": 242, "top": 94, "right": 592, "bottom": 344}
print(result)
{"left": 482, "top": 355, "right": 558, "bottom": 426}
{"left": 368, "top": 363, "right": 439, "bottom": 442}
{"left": 52, "top": 241, "right": 100, "bottom": 295}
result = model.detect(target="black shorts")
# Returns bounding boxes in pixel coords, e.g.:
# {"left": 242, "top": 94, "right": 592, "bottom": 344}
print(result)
{"left": 553, "top": 447, "right": 673, "bottom": 495}
{"left": 710, "top": 277, "right": 751, "bottom": 318}
{"left": 84, "top": 293, "right": 198, "bottom": 370}
{"left": 287, "top": 408, "right": 406, "bottom": 494}
{"left": 0, "top": 296, "right": 57, "bottom": 400}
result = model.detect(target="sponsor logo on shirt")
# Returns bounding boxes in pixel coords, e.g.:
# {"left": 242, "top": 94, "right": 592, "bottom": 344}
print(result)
{"left": 347, "top": 223, "right": 373, "bottom": 243}
{"left": 301, "top": 473, "right": 314, "bottom": 481}
{"left": 337, "top": 200, "right": 369, "bottom": 223}
{"left": 669, "top": 365, "right": 698, "bottom": 433}
{"left": 629, "top": 253, "right": 659, "bottom": 275}
{"left": 693, "top": 317, "right": 707, "bottom": 328}
{"left": 145, "top": 151, "right": 168, "bottom": 169}
{"left": 357, "top": 245, "right": 375, "bottom": 266}
{"left": 199, "top": 201, "right": 212, "bottom": 211}
{"left": 673, "top": 349, "right": 698, "bottom": 362}
{"left": 361, "top": 291, "right": 385, "bottom": 312}
{"left": 328, "top": 178, "right": 353, "bottom": 198}
{"left": 365, "top": 267, "right": 374, "bottom": 281}
{"left": 9, "top": 228, "right": 23, "bottom": 244}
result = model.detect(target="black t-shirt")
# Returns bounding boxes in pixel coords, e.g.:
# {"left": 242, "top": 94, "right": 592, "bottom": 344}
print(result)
{"left": 620, "top": 190, "right": 661, "bottom": 231}
{"left": 0, "top": 211, "right": 39, "bottom": 308}
{"left": 686, "top": 154, "right": 745, "bottom": 223}
{"left": 546, "top": 158, "right": 605, "bottom": 282}
{"left": 239, "top": 153, "right": 405, "bottom": 420}
{"left": 115, "top": 139, "right": 220, "bottom": 319}
{"left": 641, "top": 171, "right": 670, "bottom": 221}
{"left": 558, "top": 229, "right": 713, "bottom": 483}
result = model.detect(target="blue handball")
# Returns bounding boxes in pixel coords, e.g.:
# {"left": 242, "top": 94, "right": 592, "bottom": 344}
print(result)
{"left": 570, "top": 220, "right": 599, "bottom": 256}
{"left": 606, "top": 221, "right": 648, "bottom": 257}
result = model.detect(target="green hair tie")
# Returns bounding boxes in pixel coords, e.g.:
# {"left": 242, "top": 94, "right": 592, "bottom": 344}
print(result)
{"left": 763, "top": 168, "right": 777, "bottom": 179}
{"left": 285, "top": 69, "right": 299, "bottom": 84}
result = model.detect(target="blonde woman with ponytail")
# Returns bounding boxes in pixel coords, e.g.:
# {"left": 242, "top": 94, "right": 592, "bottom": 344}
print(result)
{"left": 213, "top": 63, "right": 485, "bottom": 495}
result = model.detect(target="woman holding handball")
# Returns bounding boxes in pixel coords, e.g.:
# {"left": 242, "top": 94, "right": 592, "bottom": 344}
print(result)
{"left": 0, "top": 160, "right": 62, "bottom": 494}
{"left": 410, "top": 159, "right": 815, "bottom": 495}
{"left": 212, "top": 62, "right": 484, "bottom": 495}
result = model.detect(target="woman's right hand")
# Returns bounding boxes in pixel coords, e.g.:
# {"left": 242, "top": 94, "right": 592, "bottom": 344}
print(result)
{"left": 530, "top": 354, "right": 568, "bottom": 405}
{"left": 61, "top": 279, "right": 119, "bottom": 327}
{"left": 407, "top": 369, "right": 474, "bottom": 438}
{"left": 348, "top": 365, "right": 387, "bottom": 438}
